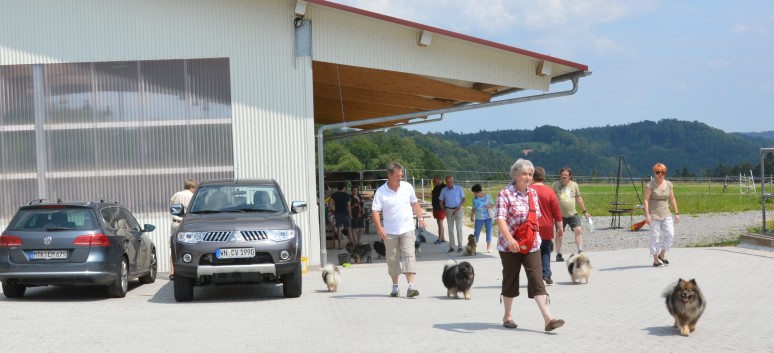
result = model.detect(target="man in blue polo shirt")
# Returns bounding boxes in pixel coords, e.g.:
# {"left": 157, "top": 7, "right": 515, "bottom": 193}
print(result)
{"left": 439, "top": 175, "right": 466, "bottom": 253}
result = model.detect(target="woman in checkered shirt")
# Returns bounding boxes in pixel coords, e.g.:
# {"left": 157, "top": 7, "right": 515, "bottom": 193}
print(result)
{"left": 495, "top": 158, "right": 565, "bottom": 332}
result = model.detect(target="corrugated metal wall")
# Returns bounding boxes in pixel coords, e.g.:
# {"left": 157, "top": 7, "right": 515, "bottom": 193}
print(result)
{"left": 0, "top": 0, "right": 320, "bottom": 270}
{"left": 306, "top": 6, "right": 552, "bottom": 91}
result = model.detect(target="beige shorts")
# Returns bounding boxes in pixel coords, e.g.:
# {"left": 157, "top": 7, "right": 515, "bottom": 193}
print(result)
{"left": 384, "top": 230, "right": 417, "bottom": 277}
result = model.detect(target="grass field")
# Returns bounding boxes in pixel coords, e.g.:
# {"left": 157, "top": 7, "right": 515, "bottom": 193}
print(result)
{"left": 453, "top": 182, "right": 769, "bottom": 217}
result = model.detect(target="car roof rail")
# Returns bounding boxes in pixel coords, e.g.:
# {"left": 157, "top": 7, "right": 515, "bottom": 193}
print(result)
{"left": 27, "top": 198, "right": 66, "bottom": 205}
{"left": 95, "top": 199, "right": 120, "bottom": 204}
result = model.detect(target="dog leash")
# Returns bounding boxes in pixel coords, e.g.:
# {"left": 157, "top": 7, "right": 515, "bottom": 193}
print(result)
{"left": 431, "top": 231, "right": 458, "bottom": 264}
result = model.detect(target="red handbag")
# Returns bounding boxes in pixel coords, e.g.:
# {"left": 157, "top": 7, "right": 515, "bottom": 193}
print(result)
{"left": 514, "top": 191, "right": 538, "bottom": 254}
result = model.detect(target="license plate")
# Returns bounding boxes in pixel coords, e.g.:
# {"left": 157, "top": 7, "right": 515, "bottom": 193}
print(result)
{"left": 30, "top": 250, "right": 68, "bottom": 260}
{"left": 216, "top": 248, "right": 256, "bottom": 259}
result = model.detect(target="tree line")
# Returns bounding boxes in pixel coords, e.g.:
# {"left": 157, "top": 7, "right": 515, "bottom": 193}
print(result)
{"left": 321, "top": 119, "right": 774, "bottom": 179}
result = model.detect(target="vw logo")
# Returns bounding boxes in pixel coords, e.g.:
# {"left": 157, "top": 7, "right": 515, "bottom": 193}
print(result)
{"left": 43, "top": 236, "right": 53, "bottom": 245}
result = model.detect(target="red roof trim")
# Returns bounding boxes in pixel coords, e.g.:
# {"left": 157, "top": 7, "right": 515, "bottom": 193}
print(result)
{"left": 305, "top": 0, "right": 589, "bottom": 71}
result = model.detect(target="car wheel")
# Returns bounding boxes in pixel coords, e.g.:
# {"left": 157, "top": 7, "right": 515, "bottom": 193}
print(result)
{"left": 281, "top": 265, "right": 302, "bottom": 298}
{"left": 107, "top": 257, "right": 129, "bottom": 298}
{"left": 139, "top": 250, "right": 157, "bottom": 284}
{"left": 2, "top": 282, "right": 27, "bottom": 298}
{"left": 173, "top": 275, "right": 195, "bottom": 302}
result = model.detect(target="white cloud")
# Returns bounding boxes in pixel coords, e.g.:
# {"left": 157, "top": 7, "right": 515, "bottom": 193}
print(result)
{"left": 730, "top": 17, "right": 769, "bottom": 35}
{"left": 668, "top": 81, "right": 688, "bottom": 92}
{"left": 707, "top": 58, "right": 732, "bottom": 68}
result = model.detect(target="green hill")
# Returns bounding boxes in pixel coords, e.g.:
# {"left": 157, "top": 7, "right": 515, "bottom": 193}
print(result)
{"left": 322, "top": 119, "right": 774, "bottom": 178}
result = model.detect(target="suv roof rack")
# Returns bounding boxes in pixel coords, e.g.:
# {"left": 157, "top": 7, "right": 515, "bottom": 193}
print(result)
{"left": 95, "top": 199, "right": 120, "bottom": 204}
{"left": 26, "top": 198, "right": 63, "bottom": 205}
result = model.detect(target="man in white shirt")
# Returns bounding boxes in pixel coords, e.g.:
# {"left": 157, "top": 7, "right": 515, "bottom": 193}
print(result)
{"left": 169, "top": 178, "right": 197, "bottom": 280}
{"left": 371, "top": 162, "right": 426, "bottom": 298}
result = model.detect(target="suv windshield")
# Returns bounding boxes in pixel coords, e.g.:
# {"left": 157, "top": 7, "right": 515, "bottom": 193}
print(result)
{"left": 189, "top": 185, "right": 286, "bottom": 214}
{"left": 7, "top": 207, "right": 97, "bottom": 231}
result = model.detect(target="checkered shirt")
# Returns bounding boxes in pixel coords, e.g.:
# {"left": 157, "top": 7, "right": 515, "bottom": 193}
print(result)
{"left": 495, "top": 184, "right": 542, "bottom": 253}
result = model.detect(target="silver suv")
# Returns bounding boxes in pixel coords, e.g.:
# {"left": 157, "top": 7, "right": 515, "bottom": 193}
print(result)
{"left": 170, "top": 179, "right": 307, "bottom": 301}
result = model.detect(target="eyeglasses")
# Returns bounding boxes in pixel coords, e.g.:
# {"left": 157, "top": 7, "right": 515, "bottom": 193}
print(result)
{"left": 655, "top": 171, "right": 665, "bottom": 175}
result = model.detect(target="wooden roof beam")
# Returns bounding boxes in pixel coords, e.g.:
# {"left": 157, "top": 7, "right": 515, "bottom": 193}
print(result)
{"left": 315, "top": 96, "right": 427, "bottom": 116}
{"left": 313, "top": 61, "right": 491, "bottom": 103}
{"left": 314, "top": 82, "right": 454, "bottom": 111}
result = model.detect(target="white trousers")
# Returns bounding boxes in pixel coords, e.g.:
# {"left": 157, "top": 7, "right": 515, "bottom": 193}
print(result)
{"left": 649, "top": 217, "right": 674, "bottom": 256}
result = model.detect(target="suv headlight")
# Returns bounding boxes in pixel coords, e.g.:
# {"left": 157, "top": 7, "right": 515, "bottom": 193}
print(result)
{"left": 266, "top": 229, "right": 295, "bottom": 241}
{"left": 177, "top": 232, "right": 205, "bottom": 243}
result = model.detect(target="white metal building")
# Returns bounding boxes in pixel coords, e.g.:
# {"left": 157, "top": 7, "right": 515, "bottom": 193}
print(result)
{"left": 0, "top": 0, "right": 589, "bottom": 270}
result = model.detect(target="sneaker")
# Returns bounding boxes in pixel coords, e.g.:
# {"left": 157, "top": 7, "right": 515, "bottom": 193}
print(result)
{"left": 556, "top": 253, "right": 564, "bottom": 262}
{"left": 448, "top": 248, "right": 455, "bottom": 253}
{"left": 390, "top": 286, "right": 399, "bottom": 297}
{"left": 544, "top": 276, "right": 553, "bottom": 285}
{"left": 457, "top": 247, "right": 463, "bottom": 253}
{"left": 434, "top": 239, "right": 441, "bottom": 245}
{"left": 406, "top": 288, "right": 419, "bottom": 298}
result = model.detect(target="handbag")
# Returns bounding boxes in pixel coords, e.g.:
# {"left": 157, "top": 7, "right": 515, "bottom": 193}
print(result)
{"left": 514, "top": 191, "right": 538, "bottom": 254}
{"left": 486, "top": 194, "right": 495, "bottom": 219}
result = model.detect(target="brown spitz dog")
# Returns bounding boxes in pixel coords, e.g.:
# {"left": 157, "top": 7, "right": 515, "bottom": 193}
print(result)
{"left": 567, "top": 253, "right": 592, "bottom": 284}
{"left": 663, "top": 278, "right": 707, "bottom": 336}
{"left": 463, "top": 234, "right": 477, "bottom": 256}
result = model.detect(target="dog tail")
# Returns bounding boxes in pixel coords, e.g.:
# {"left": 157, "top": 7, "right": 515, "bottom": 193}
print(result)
{"left": 444, "top": 259, "right": 456, "bottom": 270}
{"left": 323, "top": 263, "right": 336, "bottom": 274}
{"left": 662, "top": 280, "right": 679, "bottom": 299}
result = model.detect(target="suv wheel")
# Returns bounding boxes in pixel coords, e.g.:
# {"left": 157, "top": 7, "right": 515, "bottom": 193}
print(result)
{"left": 281, "top": 265, "right": 302, "bottom": 298}
{"left": 174, "top": 275, "right": 195, "bottom": 302}
{"left": 2, "top": 282, "right": 27, "bottom": 298}
{"left": 139, "top": 251, "right": 157, "bottom": 284}
{"left": 107, "top": 258, "right": 129, "bottom": 298}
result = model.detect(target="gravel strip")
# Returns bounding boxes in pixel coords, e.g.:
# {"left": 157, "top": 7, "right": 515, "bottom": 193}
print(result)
{"left": 541, "top": 211, "right": 764, "bottom": 252}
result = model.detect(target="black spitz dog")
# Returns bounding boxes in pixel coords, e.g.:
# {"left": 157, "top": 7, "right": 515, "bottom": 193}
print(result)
{"left": 345, "top": 241, "right": 372, "bottom": 264}
{"left": 373, "top": 240, "right": 386, "bottom": 259}
{"left": 442, "top": 260, "right": 475, "bottom": 300}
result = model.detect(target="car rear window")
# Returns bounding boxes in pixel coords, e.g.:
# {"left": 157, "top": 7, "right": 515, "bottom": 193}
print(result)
{"left": 6, "top": 208, "right": 98, "bottom": 231}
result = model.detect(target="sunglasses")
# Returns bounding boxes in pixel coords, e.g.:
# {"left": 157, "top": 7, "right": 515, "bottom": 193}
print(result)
{"left": 655, "top": 171, "right": 665, "bottom": 175}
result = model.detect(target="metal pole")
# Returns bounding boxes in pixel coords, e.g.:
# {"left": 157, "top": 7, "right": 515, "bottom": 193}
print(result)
{"left": 762, "top": 148, "right": 768, "bottom": 233}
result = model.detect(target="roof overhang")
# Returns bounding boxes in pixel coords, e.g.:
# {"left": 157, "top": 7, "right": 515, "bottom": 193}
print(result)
{"left": 304, "top": 0, "right": 590, "bottom": 130}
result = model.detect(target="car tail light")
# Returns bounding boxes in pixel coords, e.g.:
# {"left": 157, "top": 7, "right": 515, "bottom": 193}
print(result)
{"left": 0, "top": 235, "right": 23, "bottom": 247}
{"left": 73, "top": 233, "right": 110, "bottom": 247}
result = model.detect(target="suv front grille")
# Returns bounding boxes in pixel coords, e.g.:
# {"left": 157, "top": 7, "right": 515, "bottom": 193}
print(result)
{"left": 241, "top": 230, "right": 269, "bottom": 241}
{"left": 203, "top": 231, "right": 233, "bottom": 242}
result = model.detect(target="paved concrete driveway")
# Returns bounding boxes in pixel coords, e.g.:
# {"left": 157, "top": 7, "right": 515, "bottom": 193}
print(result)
{"left": 2, "top": 229, "right": 773, "bottom": 353}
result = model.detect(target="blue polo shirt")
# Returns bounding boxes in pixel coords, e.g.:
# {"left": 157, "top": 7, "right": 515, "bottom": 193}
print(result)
{"left": 439, "top": 184, "right": 465, "bottom": 209}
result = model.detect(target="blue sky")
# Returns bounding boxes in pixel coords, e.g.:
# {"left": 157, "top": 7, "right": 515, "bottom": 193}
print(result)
{"left": 330, "top": 0, "right": 773, "bottom": 134}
